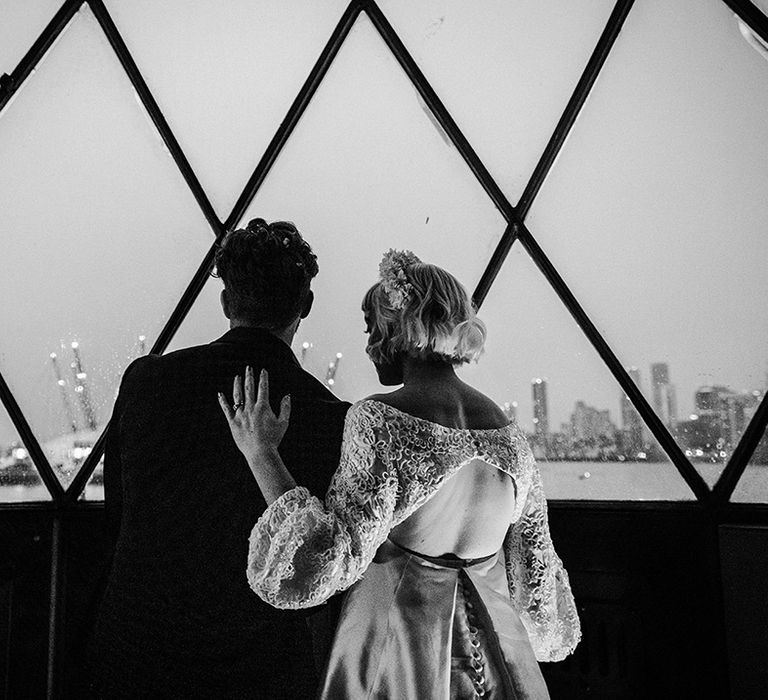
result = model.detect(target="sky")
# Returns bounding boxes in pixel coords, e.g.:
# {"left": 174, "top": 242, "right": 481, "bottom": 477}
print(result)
{"left": 1, "top": 0, "right": 767, "bottom": 488}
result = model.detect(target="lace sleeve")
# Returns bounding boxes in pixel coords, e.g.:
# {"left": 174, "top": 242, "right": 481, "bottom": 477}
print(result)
{"left": 246, "top": 402, "right": 398, "bottom": 609}
{"left": 504, "top": 463, "right": 581, "bottom": 662}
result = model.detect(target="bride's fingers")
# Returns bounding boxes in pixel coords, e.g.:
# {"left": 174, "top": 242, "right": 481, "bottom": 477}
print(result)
{"left": 257, "top": 369, "right": 269, "bottom": 411}
{"left": 217, "top": 392, "right": 235, "bottom": 422}
{"left": 278, "top": 394, "right": 291, "bottom": 424}
{"left": 232, "top": 374, "right": 243, "bottom": 408}
{"left": 244, "top": 365, "right": 255, "bottom": 407}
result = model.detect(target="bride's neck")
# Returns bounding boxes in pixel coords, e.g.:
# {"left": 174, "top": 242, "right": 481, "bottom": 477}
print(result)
{"left": 400, "top": 357, "right": 459, "bottom": 388}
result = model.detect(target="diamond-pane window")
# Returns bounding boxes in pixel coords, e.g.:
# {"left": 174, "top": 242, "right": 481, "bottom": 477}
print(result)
{"left": 103, "top": 0, "right": 350, "bottom": 217}
{"left": 731, "top": 422, "right": 768, "bottom": 503}
{"left": 0, "top": 403, "right": 50, "bottom": 502}
{"left": 460, "top": 245, "right": 694, "bottom": 500}
{"left": 240, "top": 14, "right": 507, "bottom": 399}
{"left": 378, "top": 0, "right": 616, "bottom": 203}
{"left": 0, "top": 6, "right": 212, "bottom": 487}
{"left": 2, "top": 2, "right": 766, "bottom": 504}
{"left": 526, "top": 0, "right": 768, "bottom": 486}
{"left": 81, "top": 455, "right": 105, "bottom": 501}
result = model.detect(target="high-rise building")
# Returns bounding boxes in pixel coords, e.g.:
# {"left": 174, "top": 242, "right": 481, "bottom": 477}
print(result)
{"left": 694, "top": 385, "right": 760, "bottom": 450}
{"left": 531, "top": 378, "right": 549, "bottom": 440}
{"left": 571, "top": 401, "right": 616, "bottom": 444}
{"left": 621, "top": 366, "right": 645, "bottom": 457}
{"left": 651, "top": 362, "right": 677, "bottom": 429}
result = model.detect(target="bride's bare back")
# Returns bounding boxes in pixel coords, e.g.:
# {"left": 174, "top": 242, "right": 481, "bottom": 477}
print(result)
{"left": 368, "top": 378, "right": 518, "bottom": 560}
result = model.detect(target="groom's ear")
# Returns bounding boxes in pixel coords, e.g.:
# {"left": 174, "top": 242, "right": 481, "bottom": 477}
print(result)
{"left": 300, "top": 289, "right": 314, "bottom": 319}
{"left": 220, "top": 289, "right": 231, "bottom": 319}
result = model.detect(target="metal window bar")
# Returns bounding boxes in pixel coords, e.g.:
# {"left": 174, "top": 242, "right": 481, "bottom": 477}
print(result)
{"left": 722, "top": 0, "right": 768, "bottom": 46}
{"left": 713, "top": 393, "right": 768, "bottom": 504}
{"left": 0, "top": 0, "right": 82, "bottom": 113}
{"left": 474, "top": 0, "right": 634, "bottom": 303}
{"left": 86, "top": 0, "right": 222, "bottom": 235}
{"left": 0, "top": 371, "right": 63, "bottom": 500}
{"left": 224, "top": 1, "right": 364, "bottom": 232}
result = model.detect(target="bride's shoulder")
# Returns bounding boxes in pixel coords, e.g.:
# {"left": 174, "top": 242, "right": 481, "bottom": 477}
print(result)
{"left": 452, "top": 382, "right": 510, "bottom": 429}
{"left": 347, "top": 396, "right": 394, "bottom": 422}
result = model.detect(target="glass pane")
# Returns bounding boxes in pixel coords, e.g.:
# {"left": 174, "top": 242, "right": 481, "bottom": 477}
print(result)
{"left": 165, "top": 276, "right": 229, "bottom": 354}
{"left": 0, "top": 0, "right": 64, "bottom": 75}
{"left": 526, "top": 0, "right": 768, "bottom": 487}
{"left": 460, "top": 245, "right": 693, "bottom": 500}
{"left": 241, "top": 14, "right": 507, "bottom": 400}
{"left": 0, "top": 402, "right": 51, "bottom": 502}
{"left": 104, "top": 0, "right": 350, "bottom": 218}
{"left": 0, "top": 5, "right": 213, "bottom": 487}
{"left": 732, "top": 413, "right": 768, "bottom": 503}
{"left": 81, "top": 454, "right": 105, "bottom": 501}
{"left": 377, "top": 0, "right": 615, "bottom": 203}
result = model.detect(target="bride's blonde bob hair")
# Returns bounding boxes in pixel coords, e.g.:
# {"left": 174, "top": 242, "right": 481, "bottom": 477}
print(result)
{"left": 363, "top": 260, "right": 486, "bottom": 366}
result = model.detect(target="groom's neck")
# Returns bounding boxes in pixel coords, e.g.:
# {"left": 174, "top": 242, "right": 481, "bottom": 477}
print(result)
{"left": 228, "top": 318, "right": 296, "bottom": 347}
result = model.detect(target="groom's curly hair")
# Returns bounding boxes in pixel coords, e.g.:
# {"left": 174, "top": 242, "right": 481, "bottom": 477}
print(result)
{"left": 213, "top": 218, "right": 318, "bottom": 330}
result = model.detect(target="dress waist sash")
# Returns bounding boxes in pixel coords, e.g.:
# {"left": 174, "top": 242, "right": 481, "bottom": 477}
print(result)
{"left": 388, "top": 539, "right": 496, "bottom": 569}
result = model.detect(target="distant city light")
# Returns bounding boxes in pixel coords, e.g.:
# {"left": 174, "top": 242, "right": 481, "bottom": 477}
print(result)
{"left": 72, "top": 447, "right": 84, "bottom": 460}
{"left": 302, "top": 342, "right": 310, "bottom": 349}
{"left": 12, "top": 447, "right": 27, "bottom": 461}
{"left": 49, "top": 352, "right": 57, "bottom": 359}
{"left": 138, "top": 335, "right": 146, "bottom": 342}
{"left": 57, "top": 379, "right": 66, "bottom": 386}
{"left": 76, "top": 372, "right": 87, "bottom": 380}
{"left": 327, "top": 378, "right": 335, "bottom": 386}
{"left": 532, "top": 378, "right": 543, "bottom": 384}
{"left": 689, "top": 414, "right": 698, "bottom": 420}
{"left": 637, "top": 452, "right": 647, "bottom": 460}
{"left": 336, "top": 353, "right": 343, "bottom": 359}
{"left": 71, "top": 341, "right": 79, "bottom": 349}
{"left": 75, "top": 386, "right": 84, "bottom": 393}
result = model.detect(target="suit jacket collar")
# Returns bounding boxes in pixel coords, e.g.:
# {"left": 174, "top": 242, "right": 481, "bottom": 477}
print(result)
{"left": 214, "top": 327, "right": 300, "bottom": 368}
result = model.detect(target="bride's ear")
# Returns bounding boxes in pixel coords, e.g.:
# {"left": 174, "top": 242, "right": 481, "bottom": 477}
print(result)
{"left": 300, "top": 290, "right": 314, "bottom": 319}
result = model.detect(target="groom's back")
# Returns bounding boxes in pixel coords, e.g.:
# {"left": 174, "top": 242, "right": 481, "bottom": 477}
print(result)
{"left": 90, "top": 327, "right": 349, "bottom": 699}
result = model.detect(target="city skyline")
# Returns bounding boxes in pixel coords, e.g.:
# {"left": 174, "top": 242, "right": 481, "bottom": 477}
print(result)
{"left": 1, "top": 347, "right": 765, "bottom": 463}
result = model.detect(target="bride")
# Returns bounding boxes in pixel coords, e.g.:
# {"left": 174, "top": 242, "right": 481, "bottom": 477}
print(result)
{"left": 218, "top": 250, "right": 580, "bottom": 698}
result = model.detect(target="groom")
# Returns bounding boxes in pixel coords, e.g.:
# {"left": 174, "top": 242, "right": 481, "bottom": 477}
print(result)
{"left": 89, "top": 219, "right": 350, "bottom": 698}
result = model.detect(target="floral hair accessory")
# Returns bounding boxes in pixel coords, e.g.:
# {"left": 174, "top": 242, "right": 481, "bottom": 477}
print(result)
{"left": 379, "top": 249, "right": 421, "bottom": 309}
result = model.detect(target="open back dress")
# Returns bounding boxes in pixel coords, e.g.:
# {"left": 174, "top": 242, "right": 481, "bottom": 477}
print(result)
{"left": 247, "top": 399, "right": 581, "bottom": 699}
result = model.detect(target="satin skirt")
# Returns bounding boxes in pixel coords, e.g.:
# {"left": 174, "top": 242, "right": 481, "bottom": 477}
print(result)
{"left": 319, "top": 540, "right": 549, "bottom": 699}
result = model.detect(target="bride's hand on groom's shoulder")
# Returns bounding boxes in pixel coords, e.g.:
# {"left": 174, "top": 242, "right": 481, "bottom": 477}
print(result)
{"left": 218, "top": 366, "right": 291, "bottom": 464}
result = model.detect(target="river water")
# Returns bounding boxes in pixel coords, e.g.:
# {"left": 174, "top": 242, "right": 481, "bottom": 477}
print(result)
{"left": 1, "top": 462, "right": 765, "bottom": 504}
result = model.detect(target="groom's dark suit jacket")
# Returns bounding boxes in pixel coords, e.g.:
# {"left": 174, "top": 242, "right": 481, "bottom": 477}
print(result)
{"left": 89, "top": 327, "right": 350, "bottom": 699}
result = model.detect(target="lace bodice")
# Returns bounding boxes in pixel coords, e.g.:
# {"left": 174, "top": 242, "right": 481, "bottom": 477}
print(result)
{"left": 247, "top": 399, "right": 581, "bottom": 661}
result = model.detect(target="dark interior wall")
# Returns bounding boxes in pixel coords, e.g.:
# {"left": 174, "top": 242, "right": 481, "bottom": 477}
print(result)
{"left": 544, "top": 505, "right": 729, "bottom": 700}
{"left": 0, "top": 510, "right": 52, "bottom": 700}
{"left": 1, "top": 504, "right": 763, "bottom": 699}
{"left": 719, "top": 524, "right": 768, "bottom": 700}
